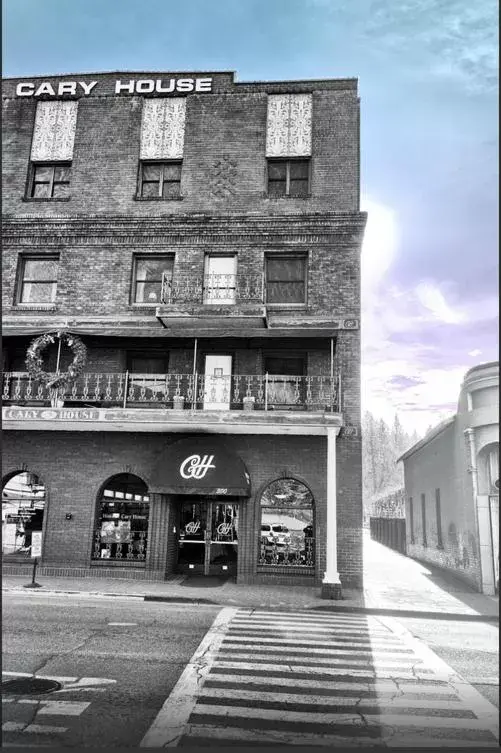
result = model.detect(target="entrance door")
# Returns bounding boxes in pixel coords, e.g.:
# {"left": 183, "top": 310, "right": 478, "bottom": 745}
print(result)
{"left": 204, "top": 255, "right": 237, "bottom": 304}
{"left": 177, "top": 499, "right": 238, "bottom": 575}
{"left": 204, "top": 355, "right": 232, "bottom": 410}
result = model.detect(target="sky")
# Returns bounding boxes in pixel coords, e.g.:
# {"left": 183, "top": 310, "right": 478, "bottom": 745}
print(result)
{"left": 3, "top": 0, "right": 498, "bottom": 435}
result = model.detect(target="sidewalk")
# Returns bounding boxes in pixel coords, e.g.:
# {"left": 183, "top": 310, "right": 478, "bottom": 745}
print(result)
{"left": 3, "top": 532, "right": 499, "bottom": 619}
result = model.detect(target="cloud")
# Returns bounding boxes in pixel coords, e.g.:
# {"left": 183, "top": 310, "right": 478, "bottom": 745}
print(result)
{"left": 415, "top": 282, "right": 466, "bottom": 324}
{"left": 469, "top": 349, "right": 482, "bottom": 356}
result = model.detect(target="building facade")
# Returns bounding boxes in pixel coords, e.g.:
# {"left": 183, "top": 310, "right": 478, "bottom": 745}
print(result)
{"left": 2, "top": 71, "right": 366, "bottom": 594}
{"left": 399, "top": 362, "right": 499, "bottom": 595}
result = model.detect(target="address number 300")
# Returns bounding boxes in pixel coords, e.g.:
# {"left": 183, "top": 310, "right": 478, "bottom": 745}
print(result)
{"left": 215, "top": 488, "right": 228, "bottom": 495}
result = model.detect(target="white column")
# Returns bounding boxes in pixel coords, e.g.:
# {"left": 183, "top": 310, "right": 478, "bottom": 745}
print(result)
{"left": 322, "top": 427, "right": 341, "bottom": 594}
{"left": 464, "top": 427, "right": 495, "bottom": 594}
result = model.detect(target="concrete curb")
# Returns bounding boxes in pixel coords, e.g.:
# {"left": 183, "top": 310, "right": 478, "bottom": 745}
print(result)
{"left": 4, "top": 586, "right": 499, "bottom": 621}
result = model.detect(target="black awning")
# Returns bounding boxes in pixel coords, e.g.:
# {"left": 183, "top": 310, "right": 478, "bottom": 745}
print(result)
{"left": 149, "top": 437, "right": 251, "bottom": 496}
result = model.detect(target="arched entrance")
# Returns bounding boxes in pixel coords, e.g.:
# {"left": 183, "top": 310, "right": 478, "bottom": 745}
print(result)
{"left": 2, "top": 471, "right": 46, "bottom": 561}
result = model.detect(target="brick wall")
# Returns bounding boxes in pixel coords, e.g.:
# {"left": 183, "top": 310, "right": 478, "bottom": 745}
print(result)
{"left": 2, "top": 429, "right": 363, "bottom": 587}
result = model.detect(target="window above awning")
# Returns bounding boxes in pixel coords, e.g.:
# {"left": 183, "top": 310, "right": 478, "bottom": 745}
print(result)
{"left": 149, "top": 437, "right": 251, "bottom": 496}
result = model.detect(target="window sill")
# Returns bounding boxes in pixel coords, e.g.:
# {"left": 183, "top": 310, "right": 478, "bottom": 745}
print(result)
{"left": 266, "top": 304, "right": 308, "bottom": 309}
{"left": 133, "top": 195, "right": 184, "bottom": 201}
{"left": 13, "top": 304, "right": 57, "bottom": 311}
{"left": 265, "top": 195, "right": 312, "bottom": 200}
{"left": 22, "top": 197, "right": 71, "bottom": 202}
{"left": 129, "top": 303, "right": 159, "bottom": 309}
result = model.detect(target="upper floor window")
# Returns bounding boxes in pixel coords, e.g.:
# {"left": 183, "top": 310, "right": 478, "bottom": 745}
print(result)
{"left": 265, "top": 254, "right": 307, "bottom": 305}
{"left": 29, "top": 163, "right": 71, "bottom": 199}
{"left": 132, "top": 255, "right": 174, "bottom": 304}
{"left": 17, "top": 256, "right": 59, "bottom": 304}
{"left": 267, "top": 159, "right": 310, "bottom": 198}
{"left": 204, "top": 255, "right": 237, "bottom": 304}
{"left": 139, "top": 161, "right": 182, "bottom": 199}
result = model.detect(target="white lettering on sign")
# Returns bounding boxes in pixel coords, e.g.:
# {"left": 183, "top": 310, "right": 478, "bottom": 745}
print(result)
{"left": 185, "top": 521, "right": 201, "bottom": 535}
{"left": 16, "top": 81, "right": 98, "bottom": 97}
{"left": 217, "top": 522, "right": 232, "bottom": 536}
{"left": 15, "top": 78, "right": 212, "bottom": 98}
{"left": 179, "top": 454, "right": 216, "bottom": 480}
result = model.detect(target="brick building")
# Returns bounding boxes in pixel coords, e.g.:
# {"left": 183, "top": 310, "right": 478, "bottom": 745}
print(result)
{"left": 399, "top": 362, "right": 499, "bottom": 595}
{"left": 2, "top": 71, "right": 366, "bottom": 594}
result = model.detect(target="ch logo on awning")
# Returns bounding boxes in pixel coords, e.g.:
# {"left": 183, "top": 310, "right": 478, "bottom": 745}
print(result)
{"left": 180, "top": 454, "right": 216, "bottom": 480}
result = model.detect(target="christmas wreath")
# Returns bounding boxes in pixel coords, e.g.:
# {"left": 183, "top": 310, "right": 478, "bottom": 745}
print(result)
{"left": 25, "top": 331, "right": 87, "bottom": 391}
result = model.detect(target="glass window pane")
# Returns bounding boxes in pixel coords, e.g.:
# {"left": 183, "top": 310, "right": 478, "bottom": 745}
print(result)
{"left": 54, "top": 165, "right": 71, "bottom": 181}
{"left": 265, "top": 357, "right": 304, "bottom": 375}
{"left": 135, "top": 281, "right": 162, "bottom": 303}
{"left": 32, "top": 183, "right": 51, "bottom": 199}
{"left": 34, "top": 165, "right": 53, "bottom": 181}
{"left": 289, "top": 161, "right": 309, "bottom": 179}
{"left": 162, "top": 163, "right": 181, "bottom": 180}
{"left": 21, "top": 282, "right": 55, "bottom": 303}
{"left": 23, "top": 259, "right": 58, "bottom": 280}
{"left": 268, "top": 179, "right": 287, "bottom": 197}
{"left": 142, "top": 164, "right": 161, "bottom": 181}
{"left": 162, "top": 181, "right": 181, "bottom": 199}
{"left": 261, "top": 478, "right": 313, "bottom": 508}
{"left": 52, "top": 182, "right": 70, "bottom": 198}
{"left": 136, "top": 257, "right": 173, "bottom": 281}
{"left": 141, "top": 181, "right": 159, "bottom": 198}
{"left": 267, "top": 281, "right": 305, "bottom": 304}
{"left": 268, "top": 163, "right": 287, "bottom": 180}
{"left": 130, "top": 357, "right": 168, "bottom": 374}
{"left": 267, "top": 258, "right": 305, "bottom": 282}
{"left": 289, "top": 179, "right": 308, "bottom": 197}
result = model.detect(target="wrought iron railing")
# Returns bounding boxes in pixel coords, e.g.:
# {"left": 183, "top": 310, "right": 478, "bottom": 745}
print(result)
{"left": 3, "top": 372, "right": 341, "bottom": 412}
{"left": 160, "top": 273, "right": 264, "bottom": 304}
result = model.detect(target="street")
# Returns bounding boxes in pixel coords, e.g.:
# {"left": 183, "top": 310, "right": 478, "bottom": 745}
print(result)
{"left": 2, "top": 592, "right": 499, "bottom": 748}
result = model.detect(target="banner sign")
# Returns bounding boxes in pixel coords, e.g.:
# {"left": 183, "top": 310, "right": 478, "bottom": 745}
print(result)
{"left": 16, "top": 78, "right": 213, "bottom": 97}
{"left": 31, "top": 531, "right": 42, "bottom": 558}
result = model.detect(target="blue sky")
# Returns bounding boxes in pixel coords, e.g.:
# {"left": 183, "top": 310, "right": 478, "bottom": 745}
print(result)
{"left": 3, "top": 0, "right": 498, "bottom": 433}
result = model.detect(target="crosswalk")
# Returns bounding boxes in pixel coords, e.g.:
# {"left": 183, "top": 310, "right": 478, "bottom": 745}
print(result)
{"left": 158, "top": 608, "right": 499, "bottom": 748}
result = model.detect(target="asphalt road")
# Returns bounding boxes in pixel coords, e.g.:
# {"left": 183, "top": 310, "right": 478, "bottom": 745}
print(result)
{"left": 2, "top": 593, "right": 220, "bottom": 749}
{"left": 397, "top": 616, "right": 499, "bottom": 709}
{"left": 2, "top": 593, "right": 499, "bottom": 748}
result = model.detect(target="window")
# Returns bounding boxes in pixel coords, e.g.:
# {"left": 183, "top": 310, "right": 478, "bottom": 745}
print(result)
{"left": 133, "top": 255, "right": 174, "bottom": 304}
{"left": 92, "top": 474, "right": 150, "bottom": 562}
{"left": 139, "top": 161, "right": 181, "bottom": 199}
{"left": 409, "top": 497, "right": 415, "bottom": 544}
{"left": 17, "top": 256, "right": 58, "bottom": 304}
{"left": 258, "top": 478, "right": 314, "bottom": 569}
{"left": 421, "top": 493, "right": 427, "bottom": 547}
{"left": 435, "top": 489, "right": 443, "bottom": 549}
{"left": 29, "top": 163, "right": 71, "bottom": 199}
{"left": 266, "top": 255, "right": 307, "bottom": 305}
{"left": 264, "top": 355, "right": 306, "bottom": 407}
{"left": 126, "top": 354, "right": 169, "bottom": 402}
{"left": 267, "top": 159, "right": 310, "bottom": 198}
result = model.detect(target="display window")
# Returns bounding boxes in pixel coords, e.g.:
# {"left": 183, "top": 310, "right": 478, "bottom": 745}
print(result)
{"left": 92, "top": 474, "right": 149, "bottom": 562}
{"left": 2, "top": 471, "right": 46, "bottom": 561}
{"left": 258, "top": 478, "right": 314, "bottom": 568}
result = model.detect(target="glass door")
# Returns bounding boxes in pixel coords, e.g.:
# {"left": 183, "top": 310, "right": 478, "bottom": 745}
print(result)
{"left": 177, "top": 499, "right": 239, "bottom": 575}
{"left": 208, "top": 502, "right": 239, "bottom": 575}
{"left": 177, "top": 500, "right": 208, "bottom": 574}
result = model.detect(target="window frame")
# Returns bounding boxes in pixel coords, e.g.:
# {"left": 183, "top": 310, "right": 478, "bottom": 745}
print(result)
{"left": 137, "top": 160, "right": 182, "bottom": 200}
{"left": 131, "top": 254, "right": 175, "bottom": 305}
{"left": 265, "top": 253, "right": 308, "bottom": 307}
{"left": 27, "top": 162, "right": 72, "bottom": 200}
{"left": 435, "top": 488, "right": 443, "bottom": 549}
{"left": 267, "top": 158, "right": 311, "bottom": 198}
{"left": 16, "top": 254, "right": 59, "bottom": 306}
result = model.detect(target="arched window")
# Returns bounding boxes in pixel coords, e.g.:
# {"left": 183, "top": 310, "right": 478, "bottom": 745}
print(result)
{"left": 2, "top": 471, "right": 46, "bottom": 561}
{"left": 92, "top": 474, "right": 150, "bottom": 562}
{"left": 258, "top": 478, "right": 314, "bottom": 568}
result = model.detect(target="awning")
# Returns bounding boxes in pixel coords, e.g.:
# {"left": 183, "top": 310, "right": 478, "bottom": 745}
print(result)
{"left": 149, "top": 437, "right": 251, "bottom": 496}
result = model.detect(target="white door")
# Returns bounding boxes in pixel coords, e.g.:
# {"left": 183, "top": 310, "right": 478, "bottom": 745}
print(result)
{"left": 204, "top": 355, "right": 232, "bottom": 410}
{"left": 204, "top": 256, "right": 237, "bottom": 304}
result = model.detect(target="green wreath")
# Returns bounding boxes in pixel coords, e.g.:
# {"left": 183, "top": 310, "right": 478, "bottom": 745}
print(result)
{"left": 26, "top": 331, "right": 87, "bottom": 391}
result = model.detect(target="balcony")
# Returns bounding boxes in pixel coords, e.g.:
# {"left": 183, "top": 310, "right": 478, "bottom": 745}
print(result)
{"left": 2, "top": 371, "right": 341, "bottom": 413}
{"left": 156, "top": 273, "right": 266, "bottom": 329}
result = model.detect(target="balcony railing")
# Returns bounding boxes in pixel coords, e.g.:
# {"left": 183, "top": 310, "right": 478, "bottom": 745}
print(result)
{"left": 3, "top": 372, "right": 341, "bottom": 412}
{"left": 160, "top": 273, "right": 264, "bottom": 304}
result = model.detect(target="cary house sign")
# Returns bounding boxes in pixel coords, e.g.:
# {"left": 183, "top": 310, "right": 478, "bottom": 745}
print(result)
{"left": 15, "top": 78, "right": 214, "bottom": 97}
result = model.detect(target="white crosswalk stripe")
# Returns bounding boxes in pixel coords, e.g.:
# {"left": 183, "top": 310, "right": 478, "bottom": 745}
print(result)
{"left": 167, "top": 608, "right": 499, "bottom": 748}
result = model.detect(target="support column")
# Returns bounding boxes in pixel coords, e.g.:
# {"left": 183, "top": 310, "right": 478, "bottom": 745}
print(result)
{"left": 145, "top": 493, "right": 170, "bottom": 576}
{"left": 321, "top": 427, "right": 342, "bottom": 599}
{"left": 464, "top": 428, "right": 495, "bottom": 595}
